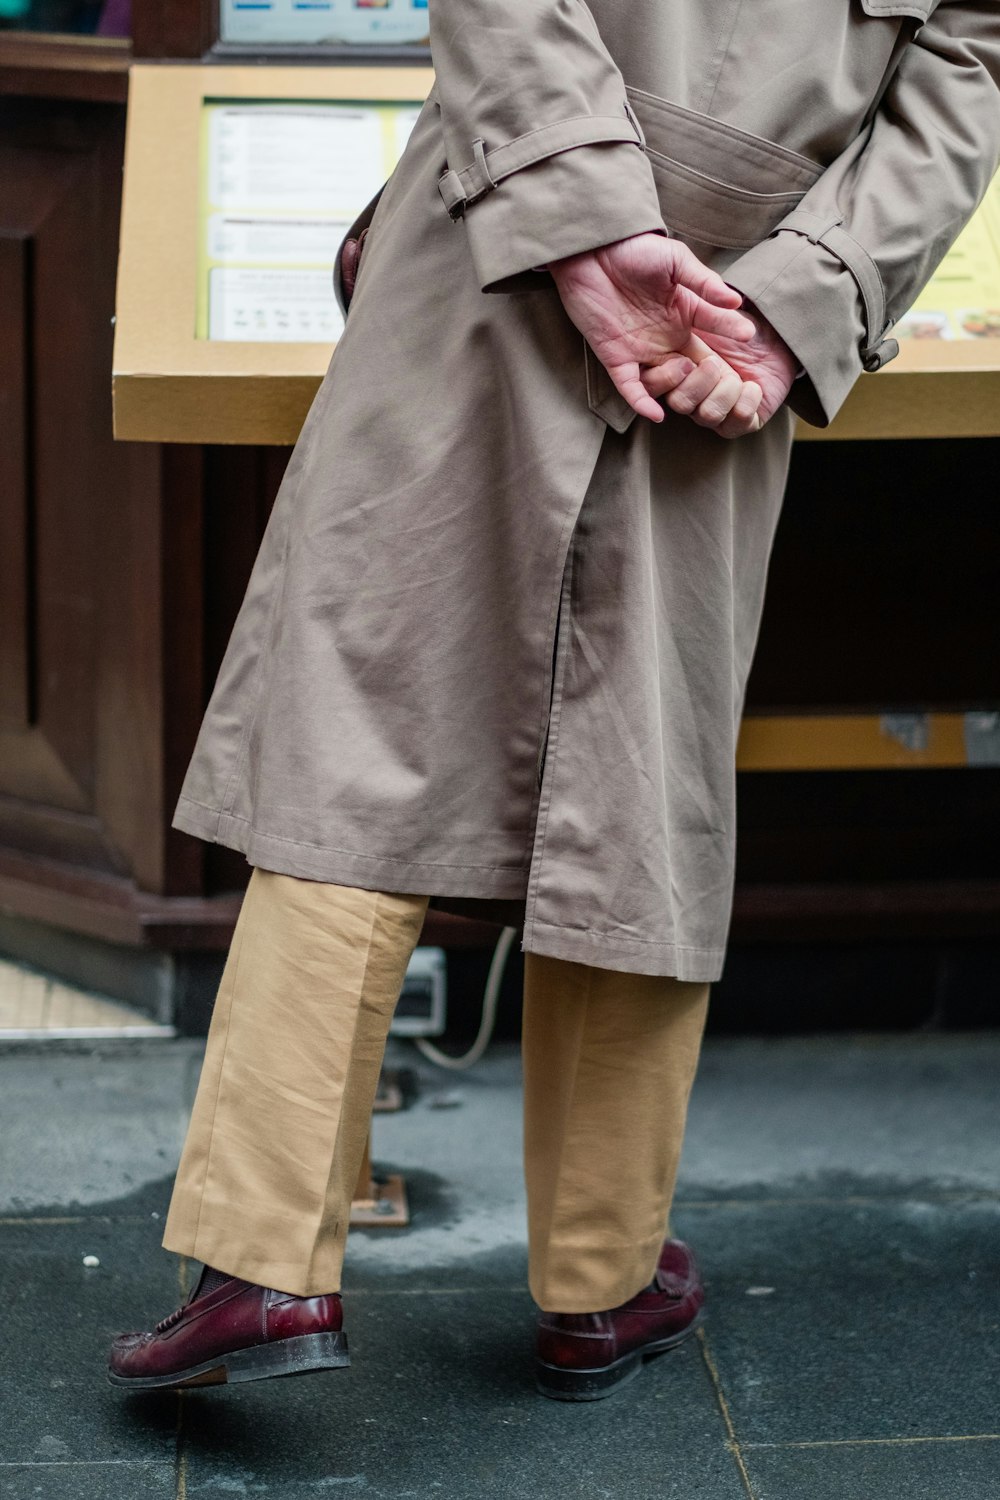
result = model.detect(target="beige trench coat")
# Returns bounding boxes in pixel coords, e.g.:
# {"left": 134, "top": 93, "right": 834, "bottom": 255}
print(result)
{"left": 175, "top": 0, "right": 1000, "bottom": 981}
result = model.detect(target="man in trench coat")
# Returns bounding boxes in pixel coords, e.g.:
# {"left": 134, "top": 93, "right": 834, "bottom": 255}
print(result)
{"left": 110, "top": 1, "right": 1000, "bottom": 1400}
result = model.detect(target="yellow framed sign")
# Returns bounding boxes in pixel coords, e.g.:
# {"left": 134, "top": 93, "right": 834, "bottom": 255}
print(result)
{"left": 114, "top": 63, "right": 1000, "bottom": 445}
{"left": 113, "top": 64, "right": 433, "bottom": 445}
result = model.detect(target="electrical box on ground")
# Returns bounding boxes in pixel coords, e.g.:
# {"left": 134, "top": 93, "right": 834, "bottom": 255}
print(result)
{"left": 392, "top": 946, "right": 447, "bottom": 1037}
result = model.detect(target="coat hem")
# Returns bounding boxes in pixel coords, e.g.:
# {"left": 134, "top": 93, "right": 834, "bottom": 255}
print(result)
{"left": 173, "top": 796, "right": 531, "bottom": 901}
{"left": 174, "top": 796, "right": 727, "bottom": 978}
{"left": 522, "top": 917, "right": 725, "bottom": 983}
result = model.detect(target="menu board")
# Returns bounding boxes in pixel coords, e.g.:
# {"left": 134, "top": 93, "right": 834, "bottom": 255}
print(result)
{"left": 220, "top": 0, "right": 430, "bottom": 47}
{"left": 197, "top": 100, "right": 421, "bottom": 342}
{"left": 896, "top": 175, "right": 1000, "bottom": 341}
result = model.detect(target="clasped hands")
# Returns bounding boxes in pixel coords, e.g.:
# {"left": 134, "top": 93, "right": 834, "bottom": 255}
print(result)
{"left": 549, "top": 232, "right": 799, "bottom": 438}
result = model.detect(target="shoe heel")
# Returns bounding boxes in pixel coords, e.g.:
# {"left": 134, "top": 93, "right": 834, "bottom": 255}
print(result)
{"left": 535, "top": 1352, "right": 642, "bottom": 1403}
{"left": 222, "top": 1331, "right": 350, "bottom": 1385}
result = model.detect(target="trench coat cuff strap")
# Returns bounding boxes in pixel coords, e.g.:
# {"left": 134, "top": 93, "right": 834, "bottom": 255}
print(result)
{"left": 437, "top": 111, "right": 646, "bottom": 220}
{"left": 725, "top": 227, "right": 875, "bottom": 428}
{"left": 456, "top": 139, "right": 667, "bottom": 294}
{"left": 776, "top": 209, "right": 900, "bottom": 373}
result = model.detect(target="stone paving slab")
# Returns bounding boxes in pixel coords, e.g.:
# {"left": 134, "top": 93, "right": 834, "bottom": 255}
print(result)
{"left": 178, "top": 1285, "right": 742, "bottom": 1500}
{"left": 0, "top": 1462, "right": 176, "bottom": 1500}
{"left": 0, "top": 1042, "right": 195, "bottom": 1215}
{"left": 680, "top": 1033, "right": 1000, "bottom": 1196}
{"left": 0, "top": 1217, "right": 179, "bottom": 1467}
{"left": 741, "top": 1437, "right": 1000, "bottom": 1500}
{"left": 683, "top": 1197, "right": 1000, "bottom": 1444}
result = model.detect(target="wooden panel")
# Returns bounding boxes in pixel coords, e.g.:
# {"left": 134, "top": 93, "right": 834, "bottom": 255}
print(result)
{"left": 0, "top": 105, "right": 92, "bottom": 818}
{"left": 132, "top": 0, "right": 218, "bottom": 59}
{"left": 0, "top": 731, "right": 89, "bottom": 813}
{"left": 735, "top": 768, "right": 1000, "bottom": 884}
{"left": 30, "top": 120, "right": 107, "bottom": 803}
{"left": 730, "top": 878, "right": 1000, "bottom": 944}
{"left": 746, "top": 438, "right": 1000, "bottom": 714}
{"left": 0, "top": 845, "right": 241, "bottom": 949}
{"left": 0, "top": 232, "right": 32, "bottom": 730}
{"left": 199, "top": 443, "right": 286, "bottom": 894}
{"left": 0, "top": 35, "right": 130, "bottom": 104}
{"left": 92, "top": 439, "right": 172, "bottom": 890}
{"left": 0, "top": 97, "right": 174, "bottom": 879}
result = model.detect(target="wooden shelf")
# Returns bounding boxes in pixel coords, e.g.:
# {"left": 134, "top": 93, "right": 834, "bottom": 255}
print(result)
{"left": 0, "top": 33, "right": 131, "bottom": 103}
{"left": 797, "top": 341, "right": 1000, "bottom": 443}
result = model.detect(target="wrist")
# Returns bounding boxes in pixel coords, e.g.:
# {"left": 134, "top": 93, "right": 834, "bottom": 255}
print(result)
{"left": 547, "top": 228, "right": 669, "bottom": 277}
{"left": 741, "top": 296, "right": 800, "bottom": 384}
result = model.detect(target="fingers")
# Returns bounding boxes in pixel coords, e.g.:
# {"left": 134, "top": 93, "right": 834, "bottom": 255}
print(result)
{"left": 671, "top": 277, "right": 758, "bottom": 343}
{"left": 693, "top": 370, "right": 762, "bottom": 436}
{"left": 715, "top": 380, "right": 765, "bottom": 439}
{"left": 613, "top": 343, "right": 765, "bottom": 436}
{"left": 608, "top": 358, "right": 669, "bottom": 423}
{"left": 659, "top": 353, "right": 724, "bottom": 414}
{"left": 688, "top": 296, "right": 756, "bottom": 343}
{"left": 639, "top": 351, "right": 699, "bottom": 399}
{"left": 659, "top": 353, "right": 765, "bottom": 438}
{"left": 668, "top": 241, "right": 743, "bottom": 309}
{"left": 664, "top": 354, "right": 740, "bottom": 425}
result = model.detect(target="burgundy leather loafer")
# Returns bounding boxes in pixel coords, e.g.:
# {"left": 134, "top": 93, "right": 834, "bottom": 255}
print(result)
{"left": 535, "top": 1239, "right": 704, "bottom": 1401}
{"left": 108, "top": 1271, "right": 348, "bottom": 1391}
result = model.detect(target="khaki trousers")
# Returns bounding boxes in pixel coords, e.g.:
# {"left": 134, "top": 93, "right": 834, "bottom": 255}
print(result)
{"left": 163, "top": 870, "right": 708, "bottom": 1313}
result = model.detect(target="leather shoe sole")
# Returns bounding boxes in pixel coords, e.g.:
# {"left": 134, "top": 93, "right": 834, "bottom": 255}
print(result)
{"left": 535, "top": 1310, "right": 703, "bottom": 1402}
{"left": 107, "top": 1330, "right": 349, "bottom": 1391}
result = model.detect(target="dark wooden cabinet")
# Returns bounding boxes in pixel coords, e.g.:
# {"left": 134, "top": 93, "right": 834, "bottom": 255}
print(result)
{"left": 0, "top": 23, "right": 499, "bottom": 1012}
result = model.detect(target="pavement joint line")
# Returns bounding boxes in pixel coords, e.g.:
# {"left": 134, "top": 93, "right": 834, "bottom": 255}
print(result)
{"left": 0, "top": 1461, "right": 175, "bottom": 1468}
{"left": 175, "top": 1259, "right": 190, "bottom": 1500}
{"left": 742, "top": 1434, "right": 1000, "bottom": 1450}
{"left": 676, "top": 1192, "right": 1000, "bottom": 1209}
{"left": 176, "top": 1394, "right": 188, "bottom": 1500}
{"left": 0, "top": 1216, "right": 94, "bottom": 1226}
{"left": 0, "top": 1215, "right": 162, "bottom": 1225}
{"left": 696, "top": 1326, "right": 757, "bottom": 1500}
{"left": 345, "top": 1285, "right": 527, "bottom": 1297}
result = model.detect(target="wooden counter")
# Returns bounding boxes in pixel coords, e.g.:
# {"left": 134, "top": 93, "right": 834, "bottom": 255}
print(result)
{"left": 114, "top": 66, "right": 1000, "bottom": 447}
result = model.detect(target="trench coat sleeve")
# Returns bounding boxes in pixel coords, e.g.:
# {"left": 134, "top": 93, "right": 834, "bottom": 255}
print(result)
{"left": 723, "top": 0, "right": 1000, "bottom": 427}
{"left": 429, "top": 0, "right": 666, "bottom": 292}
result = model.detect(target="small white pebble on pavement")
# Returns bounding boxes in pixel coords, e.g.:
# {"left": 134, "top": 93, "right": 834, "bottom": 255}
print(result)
{"left": 746, "top": 1285, "right": 775, "bottom": 1296}
{"left": 82, "top": 1254, "right": 100, "bottom": 1267}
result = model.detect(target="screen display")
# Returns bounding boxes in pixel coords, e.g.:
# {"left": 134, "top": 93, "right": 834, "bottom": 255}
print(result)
{"left": 221, "top": 0, "right": 430, "bottom": 47}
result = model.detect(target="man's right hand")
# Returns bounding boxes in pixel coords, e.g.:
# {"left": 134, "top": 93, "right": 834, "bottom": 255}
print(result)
{"left": 644, "top": 310, "right": 800, "bottom": 437}
{"left": 548, "top": 231, "right": 757, "bottom": 426}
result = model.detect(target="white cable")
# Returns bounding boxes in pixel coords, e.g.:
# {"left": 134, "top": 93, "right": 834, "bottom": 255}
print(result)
{"left": 414, "top": 925, "right": 518, "bottom": 1071}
